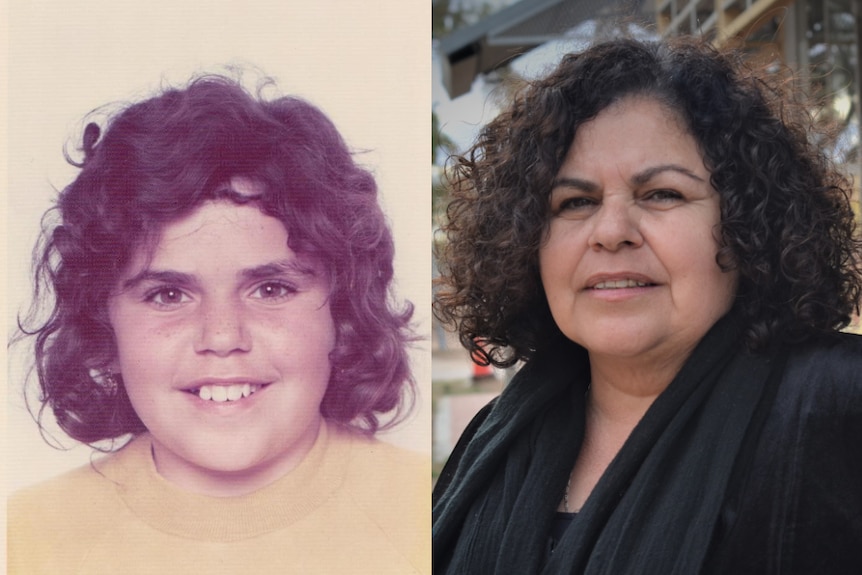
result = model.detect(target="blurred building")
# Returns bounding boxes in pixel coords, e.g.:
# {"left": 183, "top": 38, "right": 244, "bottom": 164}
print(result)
{"left": 438, "top": 1, "right": 859, "bottom": 180}
{"left": 660, "top": 0, "right": 860, "bottom": 183}
{"left": 432, "top": 1, "right": 861, "bottom": 474}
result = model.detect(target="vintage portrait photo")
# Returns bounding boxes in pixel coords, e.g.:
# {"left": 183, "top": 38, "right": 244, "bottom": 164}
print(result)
{"left": 5, "top": 2, "right": 430, "bottom": 573}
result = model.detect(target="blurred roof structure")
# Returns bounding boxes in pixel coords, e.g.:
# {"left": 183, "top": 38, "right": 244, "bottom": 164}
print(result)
{"left": 656, "top": 0, "right": 792, "bottom": 44}
{"left": 438, "top": 0, "right": 653, "bottom": 98}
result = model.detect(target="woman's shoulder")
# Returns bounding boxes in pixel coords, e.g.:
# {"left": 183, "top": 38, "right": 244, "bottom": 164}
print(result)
{"left": 714, "top": 332, "right": 862, "bottom": 571}
{"left": 759, "top": 331, "right": 862, "bottom": 469}
{"left": 790, "top": 330, "right": 862, "bottom": 363}
{"left": 780, "top": 331, "right": 862, "bottom": 400}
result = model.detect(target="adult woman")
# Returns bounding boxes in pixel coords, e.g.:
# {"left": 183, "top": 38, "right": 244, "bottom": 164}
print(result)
{"left": 433, "top": 38, "right": 862, "bottom": 573}
{"left": 9, "top": 76, "right": 429, "bottom": 574}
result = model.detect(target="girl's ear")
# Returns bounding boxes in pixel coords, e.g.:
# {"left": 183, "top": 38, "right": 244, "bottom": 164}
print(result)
{"left": 88, "top": 367, "right": 119, "bottom": 395}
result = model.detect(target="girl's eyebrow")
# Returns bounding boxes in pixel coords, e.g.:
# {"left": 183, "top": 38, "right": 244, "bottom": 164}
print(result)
{"left": 240, "top": 260, "right": 317, "bottom": 282}
{"left": 122, "top": 270, "right": 197, "bottom": 290}
{"left": 121, "top": 260, "right": 317, "bottom": 290}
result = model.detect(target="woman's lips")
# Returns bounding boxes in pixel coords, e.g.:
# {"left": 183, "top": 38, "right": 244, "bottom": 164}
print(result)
{"left": 584, "top": 273, "right": 658, "bottom": 290}
{"left": 592, "top": 279, "right": 651, "bottom": 290}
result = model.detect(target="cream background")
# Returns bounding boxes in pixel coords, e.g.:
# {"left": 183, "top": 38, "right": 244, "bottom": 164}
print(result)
{"left": 4, "top": 1, "right": 430, "bottom": 496}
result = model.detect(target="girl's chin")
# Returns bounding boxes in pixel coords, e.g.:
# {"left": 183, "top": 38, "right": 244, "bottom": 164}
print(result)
{"left": 148, "top": 422, "right": 321, "bottom": 496}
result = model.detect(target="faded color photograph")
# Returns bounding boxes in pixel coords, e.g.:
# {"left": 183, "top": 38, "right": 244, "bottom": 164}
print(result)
{"left": 6, "top": 2, "right": 430, "bottom": 574}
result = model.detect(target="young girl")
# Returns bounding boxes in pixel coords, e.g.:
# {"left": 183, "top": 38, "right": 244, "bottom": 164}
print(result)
{"left": 9, "top": 76, "right": 429, "bottom": 574}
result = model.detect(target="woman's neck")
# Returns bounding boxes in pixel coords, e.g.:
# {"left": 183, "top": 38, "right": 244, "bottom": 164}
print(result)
{"left": 560, "top": 351, "right": 686, "bottom": 513}
{"left": 586, "top": 343, "right": 695, "bottom": 421}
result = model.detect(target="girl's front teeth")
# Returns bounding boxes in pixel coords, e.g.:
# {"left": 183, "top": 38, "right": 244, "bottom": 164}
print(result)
{"left": 197, "top": 383, "right": 259, "bottom": 402}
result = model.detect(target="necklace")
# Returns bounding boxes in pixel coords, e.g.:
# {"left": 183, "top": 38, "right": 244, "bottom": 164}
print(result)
{"left": 564, "top": 474, "right": 573, "bottom": 513}
{"left": 563, "top": 383, "right": 591, "bottom": 513}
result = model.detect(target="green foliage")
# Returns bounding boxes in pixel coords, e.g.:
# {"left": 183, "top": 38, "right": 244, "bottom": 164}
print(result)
{"left": 432, "top": 111, "right": 456, "bottom": 164}
{"left": 433, "top": 111, "right": 458, "bottom": 223}
{"left": 432, "top": 0, "right": 513, "bottom": 39}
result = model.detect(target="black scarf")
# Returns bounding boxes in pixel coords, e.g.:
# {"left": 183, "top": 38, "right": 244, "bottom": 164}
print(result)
{"left": 433, "top": 311, "right": 787, "bottom": 574}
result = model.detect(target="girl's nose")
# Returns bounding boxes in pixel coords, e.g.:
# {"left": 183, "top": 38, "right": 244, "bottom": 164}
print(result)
{"left": 193, "top": 299, "right": 251, "bottom": 356}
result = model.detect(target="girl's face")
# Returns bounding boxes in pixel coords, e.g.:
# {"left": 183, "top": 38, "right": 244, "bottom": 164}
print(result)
{"left": 108, "top": 194, "right": 335, "bottom": 497}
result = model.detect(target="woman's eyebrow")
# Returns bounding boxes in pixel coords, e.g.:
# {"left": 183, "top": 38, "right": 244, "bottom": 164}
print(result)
{"left": 552, "top": 164, "right": 705, "bottom": 193}
{"left": 631, "top": 164, "right": 705, "bottom": 185}
{"left": 551, "top": 176, "right": 597, "bottom": 193}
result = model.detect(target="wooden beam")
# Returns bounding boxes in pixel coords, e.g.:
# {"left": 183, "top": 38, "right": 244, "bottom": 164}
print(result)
{"left": 715, "top": 0, "right": 790, "bottom": 45}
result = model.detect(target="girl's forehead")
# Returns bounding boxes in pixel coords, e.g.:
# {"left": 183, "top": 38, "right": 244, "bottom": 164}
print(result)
{"left": 124, "top": 200, "right": 315, "bottom": 279}
{"left": 158, "top": 201, "right": 278, "bottom": 243}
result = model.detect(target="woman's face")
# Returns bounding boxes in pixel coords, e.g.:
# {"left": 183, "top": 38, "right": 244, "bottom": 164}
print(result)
{"left": 539, "top": 97, "right": 737, "bottom": 367}
{"left": 108, "top": 192, "right": 335, "bottom": 496}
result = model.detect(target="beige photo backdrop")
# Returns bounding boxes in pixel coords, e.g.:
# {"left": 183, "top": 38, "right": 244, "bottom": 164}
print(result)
{"left": 4, "top": 1, "right": 431, "bottom": 495}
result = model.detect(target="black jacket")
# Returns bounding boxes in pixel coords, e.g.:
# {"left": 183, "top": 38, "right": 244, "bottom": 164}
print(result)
{"left": 433, "top": 319, "right": 862, "bottom": 574}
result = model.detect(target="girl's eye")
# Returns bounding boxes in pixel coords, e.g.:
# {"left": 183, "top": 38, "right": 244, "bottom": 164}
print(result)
{"left": 252, "top": 282, "right": 296, "bottom": 301}
{"left": 145, "top": 287, "right": 190, "bottom": 307}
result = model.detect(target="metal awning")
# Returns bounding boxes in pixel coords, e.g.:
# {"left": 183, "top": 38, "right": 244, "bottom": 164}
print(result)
{"left": 437, "top": 0, "right": 652, "bottom": 98}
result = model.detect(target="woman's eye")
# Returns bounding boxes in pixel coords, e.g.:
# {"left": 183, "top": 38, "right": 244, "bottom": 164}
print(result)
{"left": 145, "top": 287, "right": 190, "bottom": 307}
{"left": 252, "top": 282, "right": 296, "bottom": 301}
{"left": 646, "top": 189, "right": 684, "bottom": 202}
{"left": 557, "top": 196, "right": 597, "bottom": 212}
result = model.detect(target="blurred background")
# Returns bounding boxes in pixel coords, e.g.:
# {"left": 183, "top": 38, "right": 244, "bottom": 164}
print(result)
{"left": 431, "top": 0, "right": 862, "bottom": 480}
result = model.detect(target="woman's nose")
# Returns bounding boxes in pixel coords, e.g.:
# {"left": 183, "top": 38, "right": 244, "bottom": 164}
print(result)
{"left": 194, "top": 299, "right": 251, "bottom": 356}
{"left": 587, "top": 197, "right": 643, "bottom": 251}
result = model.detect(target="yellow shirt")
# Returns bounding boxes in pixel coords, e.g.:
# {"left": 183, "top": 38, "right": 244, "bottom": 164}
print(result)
{"left": 8, "top": 422, "right": 430, "bottom": 574}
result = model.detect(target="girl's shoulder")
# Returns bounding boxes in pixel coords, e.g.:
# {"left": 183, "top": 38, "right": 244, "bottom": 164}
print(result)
{"left": 331, "top": 424, "right": 430, "bottom": 487}
{"left": 9, "top": 435, "right": 148, "bottom": 525}
{"left": 326, "top": 425, "right": 431, "bottom": 574}
{"left": 10, "top": 460, "right": 113, "bottom": 507}
{"left": 7, "top": 445, "right": 139, "bottom": 575}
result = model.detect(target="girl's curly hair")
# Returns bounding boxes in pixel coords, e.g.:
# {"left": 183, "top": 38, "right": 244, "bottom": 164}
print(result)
{"left": 434, "top": 37, "right": 862, "bottom": 367}
{"left": 20, "top": 75, "right": 415, "bottom": 445}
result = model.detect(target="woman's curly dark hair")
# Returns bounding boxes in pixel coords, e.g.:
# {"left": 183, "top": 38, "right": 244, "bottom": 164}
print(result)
{"left": 434, "top": 37, "right": 862, "bottom": 367}
{"left": 20, "top": 75, "right": 415, "bottom": 445}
